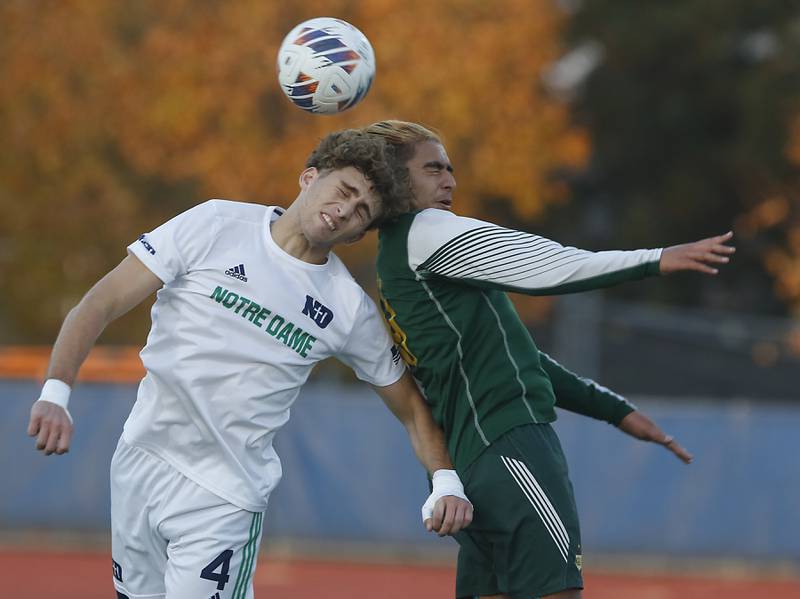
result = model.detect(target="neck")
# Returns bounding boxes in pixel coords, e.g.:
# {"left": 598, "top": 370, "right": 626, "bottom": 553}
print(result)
{"left": 270, "top": 205, "right": 329, "bottom": 265}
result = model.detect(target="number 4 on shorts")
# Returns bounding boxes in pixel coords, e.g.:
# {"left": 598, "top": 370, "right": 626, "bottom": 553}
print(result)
{"left": 201, "top": 549, "right": 233, "bottom": 591}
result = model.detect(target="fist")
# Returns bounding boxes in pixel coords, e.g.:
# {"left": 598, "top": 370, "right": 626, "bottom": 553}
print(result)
{"left": 28, "top": 400, "right": 73, "bottom": 455}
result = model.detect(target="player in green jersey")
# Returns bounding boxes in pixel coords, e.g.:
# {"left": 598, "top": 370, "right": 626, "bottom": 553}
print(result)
{"left": 364, "top": 120, "right": 734, "bottom": 599}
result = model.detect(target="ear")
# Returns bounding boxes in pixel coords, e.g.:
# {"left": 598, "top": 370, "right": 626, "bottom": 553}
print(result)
{"left": 299, "top": 167, "right": 318, "bottom": 190}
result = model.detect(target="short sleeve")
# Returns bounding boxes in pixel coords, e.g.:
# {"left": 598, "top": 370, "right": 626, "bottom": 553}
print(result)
{"left": 338, "top": 293, "right": 406, "bottom": 387}
{"left": 127, "top": 200, "right": 219, "bottom": 284}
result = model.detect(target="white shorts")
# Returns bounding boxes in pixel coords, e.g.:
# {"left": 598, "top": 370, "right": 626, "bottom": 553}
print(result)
{"left": 110, "top": 438, "right": 264, "bottom": 599}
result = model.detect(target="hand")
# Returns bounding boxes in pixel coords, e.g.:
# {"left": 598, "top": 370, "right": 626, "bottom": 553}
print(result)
{"left": 618, "top": 411, "right": 692, "bottom": 464}
{"left": 28, "top": 400, "right": 73, "bottom": 455}
{"left": 659, "top": 231, "right": 735, "bottom": 275}
{"left": 424, "top": 495, "right": 474, "bottom": 537}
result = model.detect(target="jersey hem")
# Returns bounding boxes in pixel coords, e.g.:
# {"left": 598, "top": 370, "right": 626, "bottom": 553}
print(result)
{"left": 120, "top": 433, "right": 270, "bottom": 513}
{"left": 365, "top": 366, "right": 405, "bottom": 389}
{"left": 456, "top": 419, "right": 557, "bottom": 474}
{"left": 127, "top": 243, "right": 171, "bottom": 285}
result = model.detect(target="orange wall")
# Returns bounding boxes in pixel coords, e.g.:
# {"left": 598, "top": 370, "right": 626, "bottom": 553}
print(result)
{"left": 0, "top": 346, "right": 144, "bottom": 383}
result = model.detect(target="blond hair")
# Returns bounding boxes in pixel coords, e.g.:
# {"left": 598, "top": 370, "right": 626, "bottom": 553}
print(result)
{"left": 362, "top": 120, "right": 442, "bottom": 165}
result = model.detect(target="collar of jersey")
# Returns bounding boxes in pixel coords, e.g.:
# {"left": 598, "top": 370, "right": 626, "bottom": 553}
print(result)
{"left": 263, "top": 206, "right": 333, "bottom": 271}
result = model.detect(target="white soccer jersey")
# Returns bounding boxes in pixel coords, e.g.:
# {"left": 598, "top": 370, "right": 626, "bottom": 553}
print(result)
{"left": 407, "top": 209, "right": 663, "bottom": 292}
{"left": 125, "top": 199, "right": 404, "bottom": 512}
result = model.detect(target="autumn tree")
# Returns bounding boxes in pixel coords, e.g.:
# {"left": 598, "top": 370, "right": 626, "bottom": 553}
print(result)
{"left": 0, "top": 0, "right": 577, "bottom": 342}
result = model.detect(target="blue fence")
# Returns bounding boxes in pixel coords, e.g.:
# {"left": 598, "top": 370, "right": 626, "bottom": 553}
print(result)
{"left": 2, "top": 380, "right": 798, "bottom": 561}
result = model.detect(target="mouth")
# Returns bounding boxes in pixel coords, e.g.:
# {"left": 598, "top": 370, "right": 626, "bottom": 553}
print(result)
{"left": 437, "top": 198, "right": 453, "bottom": 210}
{"left": 320, "top": 212, "right": 336, "bottom": 231}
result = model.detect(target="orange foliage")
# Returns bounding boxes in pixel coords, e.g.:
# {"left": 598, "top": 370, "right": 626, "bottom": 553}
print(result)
{"left": 734, "top": 196, "right": 790, "bottom": 236}
{"left": 737, "top": 192, "right": 800, "bottom": 314}
{"left": 0, "top": 0, "right": 579, "bottom": 340}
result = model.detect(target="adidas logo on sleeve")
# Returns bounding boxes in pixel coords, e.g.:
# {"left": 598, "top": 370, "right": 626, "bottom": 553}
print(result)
{"left": 225, "top": 264, "right": 248, "bottom": 282}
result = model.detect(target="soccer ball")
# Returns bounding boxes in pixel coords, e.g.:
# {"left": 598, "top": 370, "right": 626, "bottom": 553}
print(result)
{"left": 277, "top": 17, "right": 376, "bottom": 115}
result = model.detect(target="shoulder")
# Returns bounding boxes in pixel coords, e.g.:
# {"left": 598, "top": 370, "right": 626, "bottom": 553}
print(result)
{"left": 415, "top": 207, "right": 491, "bottom": 228}
{"left": 407, "top": 209, "right": 497, "bottom": 269}
{"left": 324, "top": 253, "right": 375, "bottom": 318}
{"left": 409, "top": 208, "right": 494, "bottom": 240}
{"left": 204, "top": 199, "right": 270, "bottom": 224}
{"left": 325, "top": 252, "right": 355, "bottom": 279}
{"left": 413, "top": 207, "right": 455, "bottom": 224}
{"left": 380, "top": 208, "right": 463, "bottom": 231}
{"left": 325, "top": 253, "right": 362, "bottom": 294}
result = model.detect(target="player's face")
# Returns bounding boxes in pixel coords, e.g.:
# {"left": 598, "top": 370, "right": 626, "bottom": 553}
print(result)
{"left": 298, "top": 166, "right": 380, "bottom": 247}
{"left": 406, "top": 141, "right": 456, "bottom": 211}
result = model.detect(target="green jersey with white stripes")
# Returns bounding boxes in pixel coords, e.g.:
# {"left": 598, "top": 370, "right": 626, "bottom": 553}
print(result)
{"left": 377, "top": 208, "right": 661, "bottom": 472}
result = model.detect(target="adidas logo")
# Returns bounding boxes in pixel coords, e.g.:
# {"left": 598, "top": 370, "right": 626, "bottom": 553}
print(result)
{"left": 225, "top": 263, "right": 248, "bottom": 282}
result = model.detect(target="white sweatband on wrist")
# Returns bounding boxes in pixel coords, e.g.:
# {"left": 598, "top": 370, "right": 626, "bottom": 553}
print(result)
{"left": 421, "top": 469, "right": 470, "bottom": 522}
{"left": 36, "top": 379, "right": 73, "bottom": 424}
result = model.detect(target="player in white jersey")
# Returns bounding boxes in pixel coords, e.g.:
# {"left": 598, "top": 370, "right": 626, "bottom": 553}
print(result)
{"left": 26, "top": 129, "right": 473, "bottom": 599}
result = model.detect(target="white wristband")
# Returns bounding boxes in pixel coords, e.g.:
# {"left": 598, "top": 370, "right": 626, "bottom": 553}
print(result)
{"left": 421, "top": 469, "right": 470, "bottom": 522}
{"left": 431, "top": 469, "right": 465, "bottom": 495}
{"left": 36, "top": 379, "right": 73, "bottom": 423}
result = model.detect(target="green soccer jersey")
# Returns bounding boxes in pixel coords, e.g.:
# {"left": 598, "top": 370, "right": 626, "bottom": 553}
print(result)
{"left": 377, "top": 209, "right": 662, "bottom": 472}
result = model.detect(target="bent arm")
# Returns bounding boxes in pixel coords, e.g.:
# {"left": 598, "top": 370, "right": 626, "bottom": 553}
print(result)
{"left": 28, "top": 254, "right": 162, "bottom": 455}
{"left": 46, "top": 254, "right": 163, "bottom": 384}
{"left": 372, "top": 371, "right": 473, "bottom": 535}
{"left": 372, "top": 370, "right": 453, "bottom": 475}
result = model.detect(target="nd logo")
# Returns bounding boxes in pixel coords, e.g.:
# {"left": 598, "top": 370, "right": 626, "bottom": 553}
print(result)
{"left": 302, "top": 295, "right": 334, "bottom": 329}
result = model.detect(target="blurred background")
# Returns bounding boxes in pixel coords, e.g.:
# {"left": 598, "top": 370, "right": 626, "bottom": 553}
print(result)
{"left": 1, "top": 0, "right": 799, "bottom": 596}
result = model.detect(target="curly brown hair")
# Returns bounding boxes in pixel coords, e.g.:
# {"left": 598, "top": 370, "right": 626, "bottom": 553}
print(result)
{"left": 305, "top": 129, "right": 413, "bottom": 229}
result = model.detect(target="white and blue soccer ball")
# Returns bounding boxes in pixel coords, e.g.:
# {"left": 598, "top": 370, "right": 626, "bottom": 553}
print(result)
{"left": 277, "top": 17, "right": 376, "bottom": 115}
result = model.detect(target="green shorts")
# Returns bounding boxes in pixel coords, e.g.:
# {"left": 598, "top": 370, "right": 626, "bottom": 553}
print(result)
{"left": 454, "top": 424, "right": 583, "bottom": 598}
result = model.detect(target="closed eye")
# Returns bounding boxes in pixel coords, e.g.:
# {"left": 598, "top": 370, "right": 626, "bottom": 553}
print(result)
{"left": 424, "top": 161, "right": 453, "bottom": 175}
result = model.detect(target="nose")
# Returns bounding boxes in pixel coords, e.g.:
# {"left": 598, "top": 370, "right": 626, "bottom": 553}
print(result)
{"left": 442, "top": 171, "right": 456, "bottom": 190}
{"left": 335, "top": 200, "right": 353, "bottom": 220}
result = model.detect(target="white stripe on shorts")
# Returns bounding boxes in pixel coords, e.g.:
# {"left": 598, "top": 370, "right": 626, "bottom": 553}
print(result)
{"left": 501, "top": 455, "right": 570, "bottom": 562}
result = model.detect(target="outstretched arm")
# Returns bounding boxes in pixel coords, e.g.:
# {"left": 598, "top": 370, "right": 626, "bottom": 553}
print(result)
{"left": 408, "top": 209, "right": 734, "bottom": 295}
{"left": 27, "top": 254, "right": 163, "bottom": 455}
{"left": 372, "top": 371, "right": 473, "bottom": 536}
